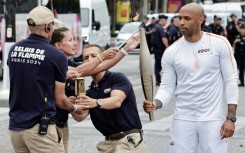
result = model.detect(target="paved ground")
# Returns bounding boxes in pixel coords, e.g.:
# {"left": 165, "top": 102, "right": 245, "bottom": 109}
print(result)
{"left": 0, "top": 83, "right": 245, "bottom": 153}
{"left": 0, "top": 54, "right": 245, "bottom": 152}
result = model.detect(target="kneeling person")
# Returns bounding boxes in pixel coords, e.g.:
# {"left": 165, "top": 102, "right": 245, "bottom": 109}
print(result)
{"left": 73, "top": 44, "right": 146, "bottom": 153}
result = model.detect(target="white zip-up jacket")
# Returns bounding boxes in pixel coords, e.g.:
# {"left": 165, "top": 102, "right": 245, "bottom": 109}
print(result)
{"left": 155, "top": 32, "right": 239, "bottom": 121}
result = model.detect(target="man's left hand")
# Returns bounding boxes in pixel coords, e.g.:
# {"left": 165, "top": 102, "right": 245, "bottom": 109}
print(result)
{"left": 123, "top": 33, "right": 140, "bottom": 52}
{"left": 75, "top": 95, "right": 97, "bottom": 109}
{"left": 220, "top": 120, "right": 235, "bottom": 139}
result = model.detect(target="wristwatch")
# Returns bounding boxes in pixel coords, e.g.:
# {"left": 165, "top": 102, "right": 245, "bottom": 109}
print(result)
{"left": 226, "top": 116, "right": 236, "bottom": 122}
{"left": 96, "top": 99, "right": 102, "bottom": 108}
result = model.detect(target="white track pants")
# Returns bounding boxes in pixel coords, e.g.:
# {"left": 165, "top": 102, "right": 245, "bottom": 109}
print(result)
{"left": 169, "top": 119, "right": 228, "bottom": 153}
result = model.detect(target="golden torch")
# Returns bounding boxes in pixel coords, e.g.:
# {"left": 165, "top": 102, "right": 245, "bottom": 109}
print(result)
{"left": 75, "top": 77, "right": 86, "bottom": 96}
{"left": 139, "top": 28, "right": 154, "bottom": 121}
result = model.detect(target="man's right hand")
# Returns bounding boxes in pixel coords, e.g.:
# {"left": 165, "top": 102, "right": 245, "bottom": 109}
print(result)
{"left": 66, "top": 69, "right": 79, "bottom": 80}
{"left": 100, "top": 48, "right": 119, "bottom": 60}
{"left": 143, "top": 100, "right": 156, "bottom": 113}
{"left": 75, "top": 105, "right": 87, "bottom": 115}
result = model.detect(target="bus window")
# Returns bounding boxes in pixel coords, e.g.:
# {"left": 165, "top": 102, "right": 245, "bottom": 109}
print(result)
{"left": 45, "top": 0, "right": 82, "bottom": 57}
{"left": 81, "top": 8, "right": 89, "bottom": 27}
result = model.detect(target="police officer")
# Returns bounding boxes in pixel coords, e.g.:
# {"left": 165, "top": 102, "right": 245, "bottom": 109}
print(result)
{"left": 201, "top": 14, "right": 212, "bottom": 33}
{"left": 226, "top": 13, "right": 239, "bottom": 46}
{"left": 167, "top": 15, "right": 182, "bottom": 45}
{"left": 147, "top": 16, "right": 157, "bottom": 53}
{"left": 151, "top": 15, "right": 169, "bottom": 86}
{"left": 148, "top": 17, "right": 157, "bottom": 31}
{"left": 234, "top": 24, "right": 245, "bottom": 86}
{"left": 209, "top": 15, "right": 225, "bottom": 36}
{"left": 141, "top": 15, "right": 152, "bottom": 53}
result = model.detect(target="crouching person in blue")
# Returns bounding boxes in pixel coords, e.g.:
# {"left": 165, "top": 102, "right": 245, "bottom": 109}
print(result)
{"left": 72, "top": 44, "right": 146, "bottom": 153}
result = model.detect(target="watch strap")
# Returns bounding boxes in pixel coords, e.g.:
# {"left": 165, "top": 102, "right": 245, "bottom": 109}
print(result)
{"left": 96, "top": 99, "right": 102, "bottom": 108}
{"left": 226, "top": 116, "right": 236, "bottom": 122}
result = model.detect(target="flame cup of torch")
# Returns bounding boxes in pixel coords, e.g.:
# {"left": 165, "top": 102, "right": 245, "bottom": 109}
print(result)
{"left": 75, "top": 77, "right": 86, "bottom": 96}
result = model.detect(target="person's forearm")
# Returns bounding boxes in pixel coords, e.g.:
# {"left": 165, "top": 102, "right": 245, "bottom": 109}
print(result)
{"left": 162, "top": 38, "right": 169, "bottom": 48}
{"left": 83, "top": 48, "right": 127, "bottom": 76}
{"left": 227, "top": 104, "right": 237, "bottom": 117}
{"left": 235, "top": 23, "right": 241, "bottom": 33}
{"left": 233, "top": 44, "right": 236, "bottom": 50}
{"left": 75, "top": 55, "right": 103, "bottom": 76}
{"left": 97, "top": 96, "right": 124, "bottom": 110}
{"left": 56, "top": 95, "right": 74, "bottom": 112}
{"left": 233, "top": 41, "right": 237, "bottom": 50}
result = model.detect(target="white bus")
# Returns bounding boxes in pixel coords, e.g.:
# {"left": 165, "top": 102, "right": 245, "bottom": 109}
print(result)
{"left": 1, "top": 0, "right": 83, "bottom": 57}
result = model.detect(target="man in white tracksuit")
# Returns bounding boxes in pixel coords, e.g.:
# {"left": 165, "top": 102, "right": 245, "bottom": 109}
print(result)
{"left": 143, "top": 3, "right": 239, "bottom": 153}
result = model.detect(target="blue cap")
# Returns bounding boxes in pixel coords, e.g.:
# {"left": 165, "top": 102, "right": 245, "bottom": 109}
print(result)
{"left": 158, "top": 15, "right": 168, "bottom": 20}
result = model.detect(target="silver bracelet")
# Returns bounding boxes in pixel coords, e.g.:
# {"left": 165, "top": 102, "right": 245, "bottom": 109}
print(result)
{"left": 120, "top": 48, "right": 128, "bottom": 56}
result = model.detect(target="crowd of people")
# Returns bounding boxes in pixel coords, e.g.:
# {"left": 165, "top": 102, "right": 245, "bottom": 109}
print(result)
{"left": 6, "top": 3, "right": 242, "bottom": 153}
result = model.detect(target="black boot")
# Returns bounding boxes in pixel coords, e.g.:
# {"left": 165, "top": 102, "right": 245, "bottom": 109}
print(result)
{"left": 238, "top": 83, "right": 244, "bottom": 87}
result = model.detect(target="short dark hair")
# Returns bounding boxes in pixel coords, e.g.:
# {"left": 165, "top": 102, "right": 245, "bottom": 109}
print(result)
{"left": 230, "top": 13, "right": 236, "bottom": 18}
{"left": 50, "top": 27, "right": 69, "bottom": 45}
{"left": 159, "top": 15, "right": 168, "bottom": 20}
{"left": 142, "top": 15, "right": 149, "bottom": 20}
{"left": 83, "top": 44, "right": 105, "bottom": 53}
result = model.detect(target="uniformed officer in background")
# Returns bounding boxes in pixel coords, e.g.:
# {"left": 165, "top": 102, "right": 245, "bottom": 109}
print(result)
{"left": 201, "top": 14, "right": 212, "bottom": 33}
{"left": 148, "top": 16, "right": 157, "bottom": 31}
{"left": 209, "top": 15, "right": 225, "bottom": 36}
{"left": 147, "top": 16, "right": 157, "bottom": 53}
{"left": 226, "top": 13, "right": 239, "bottom": 46}
{"left": 141, "top": 15, "right": 152, "bottom": 53}
{"left": 167, "top": 15, "right": 182, "bottom": 45}
{"left": 151, "top": 14, "right": 169, "bottom": 86}
{"left": 234, "top": 24, "right": 245, "bottom": 86}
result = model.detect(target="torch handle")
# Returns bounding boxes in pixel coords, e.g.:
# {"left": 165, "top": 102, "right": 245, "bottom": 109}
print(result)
{"left": 149, "top": 112, "right": 154, "bottom": 121}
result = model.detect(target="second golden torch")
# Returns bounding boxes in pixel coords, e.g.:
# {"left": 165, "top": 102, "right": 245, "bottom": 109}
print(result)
{"left": 75, "top": 77, "right": 86, "bottom": 96}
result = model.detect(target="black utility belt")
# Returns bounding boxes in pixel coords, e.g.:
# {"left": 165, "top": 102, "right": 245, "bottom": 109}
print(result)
{"left": 105, "top": 129, "right": 142, "bottom": 140}
{"left": 56, "top": 121, "right": 68, "bottom": 128}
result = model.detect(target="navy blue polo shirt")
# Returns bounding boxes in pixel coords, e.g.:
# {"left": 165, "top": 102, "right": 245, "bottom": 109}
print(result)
{"left": 167, "top": 25, "right": 182, "bottom": 45}
{"left": 151, "top": 23, "right": 167, "bottom": 48}
{"left": 86, "top": 71, "right": 142, "bottom": 136}
{"left": 209, "top": 23, "right": 224, "bottom": 35}
{"left": 56, "top": 60, "right": 81, "bottom": 123}
{"left": 7, "top": 34, "right": 67, "bottom": 131}
{"left": 226, "top": 21, "right": 239, "bottom": 45}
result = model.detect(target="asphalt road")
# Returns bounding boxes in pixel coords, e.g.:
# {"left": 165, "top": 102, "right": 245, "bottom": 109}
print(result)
{"left": 0, "top": 54, "right": 245, "bottom": 153}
